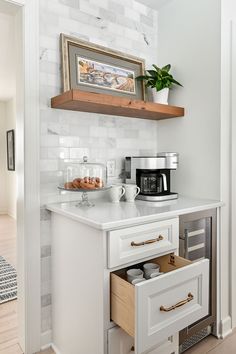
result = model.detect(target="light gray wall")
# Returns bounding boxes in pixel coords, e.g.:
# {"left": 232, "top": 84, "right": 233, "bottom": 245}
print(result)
{"left": 5, "top": 98, "right": 16, "bottom": 219}
{"left": 0, "top": 102, "right": 7, "bottom": 214}
{"left": 157, "top": 0, "right": 221, "bottom": 200}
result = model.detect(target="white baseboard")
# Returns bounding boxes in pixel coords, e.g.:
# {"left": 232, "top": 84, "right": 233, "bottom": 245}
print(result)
{"left": 220, "top": 316, "right": 232, "bottom": 338}
{"left": 7, "top": 212, "right": 16, "bottom": 219}
{"left": 40, "top": 330, "right": 52, "bottom": 350}
{"left": 40, "top": 331, "right": 61, "bottom": 354}
{"left": 51, "top": 343, "right": 61, "bottom": 354}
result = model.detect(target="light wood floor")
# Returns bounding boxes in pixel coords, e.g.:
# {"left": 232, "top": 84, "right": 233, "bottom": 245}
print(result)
{"left": 0, "top": 215, "right": 19, "bottom": 353}
{"left": 0, "top": 215, "right": 54, "bottom": 354}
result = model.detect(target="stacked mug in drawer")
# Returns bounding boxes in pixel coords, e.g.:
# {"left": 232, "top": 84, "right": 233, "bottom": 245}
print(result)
{"left": 108, "top": 218, "right": 210, "bottom": 354}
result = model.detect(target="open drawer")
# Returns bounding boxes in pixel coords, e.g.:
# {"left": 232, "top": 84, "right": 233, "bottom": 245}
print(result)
{"left": 110, "top": 254, "right": 209, "bottom": 354}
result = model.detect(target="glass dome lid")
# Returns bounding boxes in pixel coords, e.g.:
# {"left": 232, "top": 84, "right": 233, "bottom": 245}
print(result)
{"left": 63, "top": 156, "right": 107, "bottom": 191}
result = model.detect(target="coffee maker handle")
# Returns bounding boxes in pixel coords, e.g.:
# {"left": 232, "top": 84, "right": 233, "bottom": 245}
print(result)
{"left": 161, "top": 173, "right": 168, "bottom": 191}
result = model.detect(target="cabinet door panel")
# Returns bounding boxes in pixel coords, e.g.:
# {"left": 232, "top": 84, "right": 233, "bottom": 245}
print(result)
{"left": 111, "top": 255, "right": 209, "bottom": 354}
{"left": 108, "top": 218, "right": 179, "bottom": 268}
{"left": 108, "top": 326, "right": 178, "bottom": 354}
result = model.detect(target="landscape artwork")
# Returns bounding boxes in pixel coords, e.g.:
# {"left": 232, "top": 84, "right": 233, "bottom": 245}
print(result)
{"left": 77, "top": 56, "right": 136, "bottom": 94}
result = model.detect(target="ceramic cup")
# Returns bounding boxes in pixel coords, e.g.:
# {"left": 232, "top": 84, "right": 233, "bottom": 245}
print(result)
{"left": 131, "top": 278, "right": 146, "bottom": 285}
{"left": 143, "top": 263, "right": 160, "bottom": 279}
{"left": 127, "top": 269, "right": 144, "bottom": 283}
{"left": 150, "top": 272, "right": 163, "bottom": 279}
{"left": 124, "top": 184, "right": 140, "bottom": 203}
{"left": 109, "top": 185, "right": 125, "bottom": 203}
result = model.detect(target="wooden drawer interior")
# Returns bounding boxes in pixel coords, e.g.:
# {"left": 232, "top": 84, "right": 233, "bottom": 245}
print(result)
{"left": 110, "top": 254, "right": 192, "bottom": 337}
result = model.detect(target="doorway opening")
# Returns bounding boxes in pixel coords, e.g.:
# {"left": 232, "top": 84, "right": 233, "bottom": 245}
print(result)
{"left": 0, "top": 1, "right": 22, "bottom": 352}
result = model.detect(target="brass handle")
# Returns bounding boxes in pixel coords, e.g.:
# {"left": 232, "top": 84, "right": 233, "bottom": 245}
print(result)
{"left": 160, "top": 293, "right": 194, "bottom": 312}
{"left": 131, "top": 235, "right": 164, "bottom": 247}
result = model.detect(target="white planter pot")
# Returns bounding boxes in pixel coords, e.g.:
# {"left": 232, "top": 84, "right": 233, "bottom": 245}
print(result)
{"left": 152, "top": 88, "right": 169, "bottom": 104}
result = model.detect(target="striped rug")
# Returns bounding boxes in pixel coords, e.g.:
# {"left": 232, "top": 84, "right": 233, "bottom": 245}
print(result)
{"left": 0, "top": 256, "right": 17, "bottom": 304}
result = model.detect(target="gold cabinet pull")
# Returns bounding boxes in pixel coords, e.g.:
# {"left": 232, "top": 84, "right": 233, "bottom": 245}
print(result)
{"left": 160, "top": 293, "right": 194, "bottom": 312}
{"left": 131, "top": 235, "right": 164, "bottom": 247}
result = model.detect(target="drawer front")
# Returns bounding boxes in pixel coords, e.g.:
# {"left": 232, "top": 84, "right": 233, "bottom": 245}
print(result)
{"left": 135, "top": 259, "right": 209, "bottom": 354}
{"left": 108, "top": 326, "right": 178, "bottom": 354}
{"left": 108, "top": 218, "right": 179, "bottom": 268}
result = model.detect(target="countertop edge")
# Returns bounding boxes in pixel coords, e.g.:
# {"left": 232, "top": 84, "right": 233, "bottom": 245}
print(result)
{"left": 46, "top": 200, "right": 224, "bottom": 231}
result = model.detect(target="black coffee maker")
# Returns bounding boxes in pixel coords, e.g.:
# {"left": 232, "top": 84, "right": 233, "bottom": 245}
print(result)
{"left": 125, "top": 153, "right": 178, "bottom": 201}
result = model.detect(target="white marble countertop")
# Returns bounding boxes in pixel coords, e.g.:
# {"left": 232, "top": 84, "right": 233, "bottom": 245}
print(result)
{"left": 46, "top": 196, "right": 224, "bottom": 231}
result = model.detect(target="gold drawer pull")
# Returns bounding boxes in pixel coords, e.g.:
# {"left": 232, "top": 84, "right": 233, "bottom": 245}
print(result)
{"left": 131, "top": 235, "right": 164, "bottom": 247}
{"left": 160, "top": 293, "right": 194, "bottom": 312}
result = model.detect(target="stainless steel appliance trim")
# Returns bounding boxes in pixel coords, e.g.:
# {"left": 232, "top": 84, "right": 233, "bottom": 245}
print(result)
{"left": 187, "top": 243, "right": 205, "bottom": 252}
{"left": 187, "top": 229, "right": 205, "bottom": 237}
{"left": 156, "top": 152, "right": 179, "bottom": 157}
{"left": 179, "top": 209, "right": 217, "bottom": 347}
{"left": 137, "top": 193, "right": 178, "bottom": 201}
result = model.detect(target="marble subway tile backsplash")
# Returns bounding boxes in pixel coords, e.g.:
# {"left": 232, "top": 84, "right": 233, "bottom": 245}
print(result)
{"left": 39, "top": 0, "right": 159, "bottom": 341}
{"left": 40, "top": 110, "right": 159, "bottom": 204}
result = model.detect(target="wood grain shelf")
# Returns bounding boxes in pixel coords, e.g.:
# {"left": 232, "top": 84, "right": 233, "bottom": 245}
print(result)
{"left": 51, "top": 89, "right": 185, "bottom": 121}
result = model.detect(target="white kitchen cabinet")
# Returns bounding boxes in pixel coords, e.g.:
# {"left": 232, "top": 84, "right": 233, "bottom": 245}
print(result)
{"left": 48, "top": 199, "right": 221, "bottom": 354}
{"left": 108, "top": 327, "right": 178, "bottom": 354}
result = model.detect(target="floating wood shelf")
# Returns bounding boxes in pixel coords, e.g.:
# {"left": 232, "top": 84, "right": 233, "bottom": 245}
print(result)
{"left": 51, "top": 89, "right": 185, "bottom": 121}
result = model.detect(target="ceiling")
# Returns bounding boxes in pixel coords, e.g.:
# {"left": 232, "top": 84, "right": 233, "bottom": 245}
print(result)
{"left": 136, "top": 0, "right": 173, "bottom": 10}
{"left": 0, "top": 1, "right": 19, "bottom": 101}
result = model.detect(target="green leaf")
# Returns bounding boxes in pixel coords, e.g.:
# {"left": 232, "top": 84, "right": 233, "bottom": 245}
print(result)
{"left": 171, "top": 78, "right": 183, "bottom": 87}
{"left": 162, "top": 72, "right": 171, "bottom": 79}
{"left": 137, "top": 63, "right": 183, "bottom": 90}
{"left": 147, "top": 70, "right": 158, "bottom": 77}
{"left": 152, "top": 64, "right": 161, "bottom": 73}
{"left": 155, "top": 81, "right": 163, "bottom": 91}
{"left": 136, "top": 75, "right": 148, "bottom": 81}
{"left": 162, "top": 64, "right": 171, "bottom": 72}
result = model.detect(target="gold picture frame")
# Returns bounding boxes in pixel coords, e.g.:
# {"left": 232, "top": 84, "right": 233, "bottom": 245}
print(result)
{"left": 60, "top": 34, "right": 146, "bottom": 100}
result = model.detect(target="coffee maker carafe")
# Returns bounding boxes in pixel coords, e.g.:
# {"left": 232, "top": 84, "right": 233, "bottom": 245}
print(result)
{"left": 125, "top": 153, "right": 178, "bottom": 202}
{"left": 139, "top": 172, "right": 167, "bottom": 195}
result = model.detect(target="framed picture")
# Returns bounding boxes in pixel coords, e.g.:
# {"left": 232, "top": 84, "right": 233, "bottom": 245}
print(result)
{"left": 6, "top": 130, "right": 15, "bottom": 171}
{"left": 60, "top": 34, "right": 146, "bottom": 100}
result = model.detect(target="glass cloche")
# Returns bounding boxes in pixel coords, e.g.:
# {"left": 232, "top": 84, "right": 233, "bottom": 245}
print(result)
{"left": 63, "top": 156, "right": 107, "bottom": 191}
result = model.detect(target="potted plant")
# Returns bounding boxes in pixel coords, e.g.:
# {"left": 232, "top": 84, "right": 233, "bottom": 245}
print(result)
{"left": 136, "top": 64, "right": 183, "bottom": 104}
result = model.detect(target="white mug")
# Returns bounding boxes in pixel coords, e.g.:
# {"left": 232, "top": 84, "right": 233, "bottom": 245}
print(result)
{"left": 124, "top": 184, "right": 140, "bottom": 202}
{"left": 150, "top": 272, "right": 163, "bottom": 278}
{"left": 143, "top": 263, "right": 160, "bottom": 279}
{"left": 127, "top": 269, "right": 144, "bottom": 283}
{"left": 109, "top": 185, "right": 125, "bottom": 203}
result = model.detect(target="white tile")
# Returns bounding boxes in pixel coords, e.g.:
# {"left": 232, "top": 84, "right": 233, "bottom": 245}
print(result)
{"left": 47, "top": 147, "right": 70, "bottom": 159}
{"left": 79, "top": 0, "right": 100, "bottom": 17}
{"left": 124, "top": 7, "right": 140, "bottom": 21}
{"left": 69, "top": 148, "right": 89, "bottom": 159}
{"left": 41, "top": 135, "right": 59, "bottom": 147}
{"left": 89, "top": 126, "right": 107, "bottom": 138}
{"left": 40, "top": 159, "right": 59, "bottom": 172}
{"left": 41, "top": 257, "right": 51, "bottom": 283}
{"left": 59, "top": 136, "right": 81, "bottom": 147}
